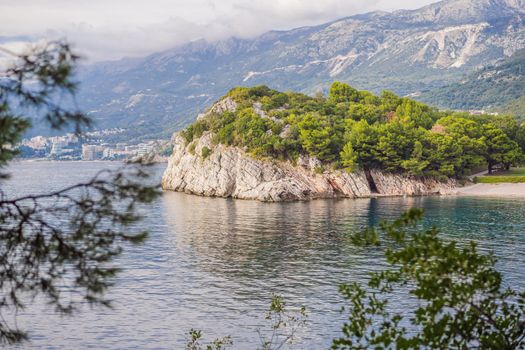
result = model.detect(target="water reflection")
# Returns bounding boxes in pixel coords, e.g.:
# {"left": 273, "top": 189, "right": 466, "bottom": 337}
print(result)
{"left": 163, "top": 193, "right": 373, "bottom": 278}
{"left": 5, "top": 162, "right": 525, "bottom": 349}
{"left": 161, "top": 193, "right": 381, "bottom": 347}
{"left": 159, "top": 193, "right": 525, "bottom": 348}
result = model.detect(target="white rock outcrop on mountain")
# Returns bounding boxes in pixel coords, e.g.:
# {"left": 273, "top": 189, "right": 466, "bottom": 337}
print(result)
{"left": 162, "top": 132, "right": 457, "bottom": 202}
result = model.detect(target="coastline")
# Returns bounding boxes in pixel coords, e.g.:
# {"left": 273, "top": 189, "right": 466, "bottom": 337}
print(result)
{"left": 456, "top": 183, "right": 525, "bottom": 197}
{"left": 16, "top": 158, "right": 168, "bottom": 164}
{"left": 23, "top": 159, "right": 525, "bottom": 199}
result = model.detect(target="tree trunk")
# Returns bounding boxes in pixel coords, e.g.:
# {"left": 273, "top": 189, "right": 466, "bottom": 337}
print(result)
{"left": 488, "top": 163, "right": 493, "bottom": 174}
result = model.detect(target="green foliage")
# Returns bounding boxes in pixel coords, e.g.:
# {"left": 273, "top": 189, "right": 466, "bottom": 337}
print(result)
{"left": 201, "top": 146, "right": 211, "bottom": 159}
{"left": 380, "top": 90, "right": 402, "bottom": 113}
{"left": 332, "top": 209, "right": 525, "bottom": 349}
{"left": 375, "top": 120, "right": 426, "bottom": 173}
{"left": 348, "top": 103, "right": 382, "bottom": 124}
{"left": 497, "top": 95, "right": 525, "bottom": 119}
{"left": 484, "top": 123, "right": 523, "bottom": 173}
{"left": 340, "top": 143, "right": 358, "bottom": 171}
{"left": 297, "top": 113, "right": 337, "bottom": 162}
{"left": 0, "top": 42, "right": 162, "bottom": 344}
{"left": 180, "top": 82, "right": 524, "bottom": 179}
{"left": 400, "top": 141, "right": 428, "bottom": 176}
{"left": 328, "top": 81, "right": 359, "bottom": 104}
{"left": 0, "top": 114, "right": 31, "bottom": 176}
{"left": 475, "top": 176, "right": 525, "bottom": 183}
{"left": 227, "top": 86, "right": 278, "bottom": 109}
{"left": 186, "top": 329, "right": 232, "bottom": 350}
{"left": 180, "top": 126, "right": 195, "bottom": 145}
{"left": 344, "top": 119, "right": 380, "bottom": 169}
{"left": 422, "top": 132, "right": 464, "bottom": 178}
{"left": 395, "top": 98, "right": 436, "bottom": 129}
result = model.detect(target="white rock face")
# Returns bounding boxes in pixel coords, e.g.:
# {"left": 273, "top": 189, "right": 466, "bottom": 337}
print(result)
{"left": 197, "top": 97, "right": 237, "bottom": 120}
{"left": 162, "top": 133, "right": 457, "bottom": 202}
{"left": 209, "top": 97, "right": 237, "bottom": 115}
{"left": 413, "top": 23, "right": 489, "bottom": 68}
{"left": 370, "top": 170, "right": 457, "bottom": 196}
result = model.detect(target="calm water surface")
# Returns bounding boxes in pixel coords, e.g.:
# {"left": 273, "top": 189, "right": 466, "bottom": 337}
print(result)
{"left": 4, "top": 161, "right": 525, "bottom": 349}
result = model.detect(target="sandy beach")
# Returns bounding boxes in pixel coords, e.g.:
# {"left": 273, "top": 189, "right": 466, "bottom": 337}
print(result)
{"left": 456, "top": 183, "right": 525, "bottom": 197}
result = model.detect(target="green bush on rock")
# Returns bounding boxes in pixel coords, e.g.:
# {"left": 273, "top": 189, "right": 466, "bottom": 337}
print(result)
{"left": 201, "top": 146, "right": 211, "bottom": 159}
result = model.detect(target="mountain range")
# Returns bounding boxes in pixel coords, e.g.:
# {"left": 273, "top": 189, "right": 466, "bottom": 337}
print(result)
{"left": 69, "top": 0, "right": 525, "bottom": 140}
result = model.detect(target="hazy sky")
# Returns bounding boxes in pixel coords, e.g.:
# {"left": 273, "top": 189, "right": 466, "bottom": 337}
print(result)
{"left": 0, "top": 0, "right": 438, "bottom": 62}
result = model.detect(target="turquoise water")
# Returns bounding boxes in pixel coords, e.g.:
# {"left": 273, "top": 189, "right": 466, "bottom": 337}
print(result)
{"left": 4, "top": 161, "right": 525, "bottom": 349}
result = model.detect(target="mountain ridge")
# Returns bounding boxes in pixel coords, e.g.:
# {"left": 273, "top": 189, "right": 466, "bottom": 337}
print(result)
{"left": 69, "top": 0, "right": 525, "bottom": 140}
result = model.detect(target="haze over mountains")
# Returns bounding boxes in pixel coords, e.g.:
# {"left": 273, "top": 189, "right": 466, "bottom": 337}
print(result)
{"left": 72, "top": 0, "right": 525, "bottom": 140}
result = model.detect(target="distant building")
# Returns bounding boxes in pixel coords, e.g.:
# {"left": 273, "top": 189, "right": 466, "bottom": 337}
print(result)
{"left": 102, "top": 147, "right": 116, "bottom": 159}
{"left": 125, "top": 145, "right": 138, "bottom": 153}
{"left": 82, "top": 145, "right": 102, "bottom": 160}
{"left": 18, "top": 130, "right": 169, "bottom": 161}
{"left": 65, "top": 133, "right": 79, "bottom": 144}
{"left": 465, "top": 110, "right": 499, "bottom": 116}
{"left": 50, "top": 140, "right": 68, "bottom": 156}
{"left": 24, "top": 136, "right": 48, "bottom": 150}
{"left": 116, "top": 143, "right": 127, "bottom": 151}
{"left": 137, "top": 144, "right": 154, "bottom": 157}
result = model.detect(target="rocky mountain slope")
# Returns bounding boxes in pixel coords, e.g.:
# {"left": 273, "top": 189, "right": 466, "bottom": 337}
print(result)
{"left": 76, "top": 0, "right": 525, "bottom": 139}
{"left": 418, "top": 49, "right": 525, "bottom": 112}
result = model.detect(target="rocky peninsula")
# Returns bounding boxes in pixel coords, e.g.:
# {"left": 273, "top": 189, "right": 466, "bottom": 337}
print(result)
{"left": 161, "top": 132, "right": 456, "bottom": 201}
{"left": 161, "top": 84, "right": 521, "bottom": 202}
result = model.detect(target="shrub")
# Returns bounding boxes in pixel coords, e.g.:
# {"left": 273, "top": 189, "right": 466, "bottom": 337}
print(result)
{"left": 201, "top": 146, "right": 211, "bottom": 159}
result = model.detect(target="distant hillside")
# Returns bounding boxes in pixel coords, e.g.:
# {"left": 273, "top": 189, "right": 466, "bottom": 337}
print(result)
{"left": 497, "top": 96, "right": 525, "bottom": 118}
{"left": 418, "top": 50, "right": 525, "bottom": 112}
{"left": 64, "top": 0, "right": 525, "bottom": 140}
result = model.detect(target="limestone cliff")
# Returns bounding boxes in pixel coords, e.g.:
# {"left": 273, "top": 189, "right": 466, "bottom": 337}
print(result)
{"left": 161, "top": 132, "right": 457, "bottom": 202}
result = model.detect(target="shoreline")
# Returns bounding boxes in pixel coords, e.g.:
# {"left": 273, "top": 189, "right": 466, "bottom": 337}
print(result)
{"left": 15, "top": 159, "right": 168, "bottom": 164}
{"left": 16, "top": 159, "right": 525, "bottom": 199}
{"left": 455, "top": 183, "right": 525, "bottom": 197}
{"left": 170, "top": 182, "right": 525, "bottom": 201}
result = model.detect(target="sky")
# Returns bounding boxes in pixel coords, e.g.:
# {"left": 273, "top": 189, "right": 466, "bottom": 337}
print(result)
{"left": 0, "top": 0, "right": 438, "bottom": 62}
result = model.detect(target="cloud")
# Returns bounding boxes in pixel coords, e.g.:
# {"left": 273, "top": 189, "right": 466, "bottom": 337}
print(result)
{"left": 0, "top": 0, "right": 437, "bottom": 62}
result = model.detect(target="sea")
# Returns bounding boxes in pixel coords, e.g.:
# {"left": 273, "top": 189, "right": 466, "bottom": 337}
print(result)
{"left": 4, "top": 161, "right": 525, "bottom": 349}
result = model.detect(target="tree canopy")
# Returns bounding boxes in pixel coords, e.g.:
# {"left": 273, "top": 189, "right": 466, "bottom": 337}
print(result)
{"left": 182, "top": 82, "right": 524, "bottom": 178}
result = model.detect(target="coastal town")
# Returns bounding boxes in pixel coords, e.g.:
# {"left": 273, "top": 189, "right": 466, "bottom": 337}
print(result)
{"left": 19, "top": 129, "right": 172, "bottom": 161}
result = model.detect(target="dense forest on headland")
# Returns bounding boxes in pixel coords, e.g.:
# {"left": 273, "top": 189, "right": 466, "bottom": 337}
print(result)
{"left": 180, "top": 83, "right": 525, "bottom": 178}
